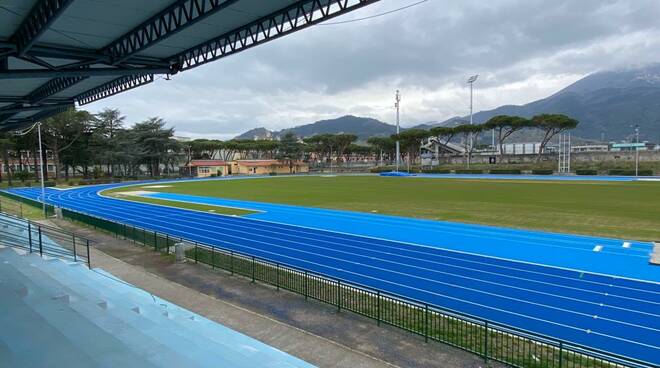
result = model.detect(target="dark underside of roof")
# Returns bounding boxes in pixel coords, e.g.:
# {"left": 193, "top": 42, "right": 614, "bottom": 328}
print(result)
{"left": 0, "top": 0, "right": 378, "bottom": 131}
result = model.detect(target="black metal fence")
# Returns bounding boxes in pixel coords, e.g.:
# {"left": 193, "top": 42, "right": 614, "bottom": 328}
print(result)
{"left": 1, "top": 191, "right": 653, "bottom": 368}
{"left": 0, "top": 210, "right": 91, "bottom": 268}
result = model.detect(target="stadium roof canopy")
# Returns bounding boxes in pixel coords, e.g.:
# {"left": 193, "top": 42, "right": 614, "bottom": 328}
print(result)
{"left": 0, "top": 0, "right": 378, "bottom": 131}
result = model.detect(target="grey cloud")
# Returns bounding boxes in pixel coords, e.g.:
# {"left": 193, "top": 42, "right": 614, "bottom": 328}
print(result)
{"left": 88, "top": 0, "right": 660, "bottom": 134}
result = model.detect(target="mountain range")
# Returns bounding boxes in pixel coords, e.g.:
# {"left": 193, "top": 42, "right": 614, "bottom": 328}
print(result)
{"left": 236, "top": 64, "right": 660, "bottom": 142}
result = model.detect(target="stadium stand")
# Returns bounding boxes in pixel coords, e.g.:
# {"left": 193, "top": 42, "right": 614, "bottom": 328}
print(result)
{"left": 0, "top": 214, "right": 315, "bottom": 367}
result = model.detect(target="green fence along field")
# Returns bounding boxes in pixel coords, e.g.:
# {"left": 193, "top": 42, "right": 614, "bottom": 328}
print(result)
{"left": 105, "top": 176, "right": 660, "bottom": 241}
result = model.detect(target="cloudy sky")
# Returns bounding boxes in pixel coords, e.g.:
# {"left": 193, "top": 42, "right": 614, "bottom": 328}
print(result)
{"left": 86, "top": 0, "right": 660, "bottom": 139}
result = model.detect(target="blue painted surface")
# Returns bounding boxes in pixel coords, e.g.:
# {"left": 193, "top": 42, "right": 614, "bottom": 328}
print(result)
{"left": 141, "top": 192, "right": 657, "bottom": 282}
{"left": 0, "top": 244, "right": 315, "bottom": 368}
{"left": 4, "top": 180, "right": 660, "bottom": 364}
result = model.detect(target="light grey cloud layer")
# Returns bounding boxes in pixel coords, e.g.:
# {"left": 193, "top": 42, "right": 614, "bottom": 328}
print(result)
{"left": 87, "top": 0, "right": 660, "bottom": 138}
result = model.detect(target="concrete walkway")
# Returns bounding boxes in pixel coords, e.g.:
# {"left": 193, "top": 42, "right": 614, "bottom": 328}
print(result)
{"left": 50, "top": 218, "right": 498, "bottom": 368}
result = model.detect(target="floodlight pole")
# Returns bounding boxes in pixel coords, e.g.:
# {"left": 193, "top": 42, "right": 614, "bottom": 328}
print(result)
{"left": 37, "top": 122, "right": 47, "bottom": 217}
{"left": 634, "top": 125, "right": 640, "bottom": 177}
{"left": 395, "top": 90, "right": 401, "bottom": 172}
{"left": 467, "top": 75, "right": 478, "bottom": 168}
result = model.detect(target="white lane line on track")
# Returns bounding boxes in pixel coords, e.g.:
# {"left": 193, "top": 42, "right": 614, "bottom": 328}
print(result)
{"left": 14, "top": 186, "right": 660, "bottom": 295}
{"left": 159, "top": 193, "right": 652, "bottom": 256}
{"left": 59, "top": 196, "right": 660, "bottom": 352}
{"left": 12, "top": 187, "right": 660, "bottom": 344}
{"left": 55, "top": 190, "right": 660, "bottom": 331}
{"left": 94, "top": 189, "right": 660, "bottom": 296}
{"left": 95, "top": 192, "right": 660, "bottom": 312}
{"left": 27, "top": 188, "right": 660, "bottom": 306}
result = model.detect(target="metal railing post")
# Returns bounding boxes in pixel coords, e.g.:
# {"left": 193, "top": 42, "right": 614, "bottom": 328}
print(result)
{"left": 194, "top": 242, "right": 198, "bottom": 264}
{"left": 559, "top": 341, "right": 563, "bottom": 368}
{"left": 276, "top": 263, "right": 280, "bottom": 290}
{"left": 27, "top": 222, "right": 33, "bottom": 253}
{"left": 153, "top": 231, "right": 157, "bottom": 251}
{"left": 230, "top": 251, "right": 234, "bottom": 275}
{"left": 86, "top": 239, "right": 91, "bottom": 269}
{"left": 484, "top": 321, "right": 488, "bottom": 361}
{"left": 38, "top": 225, "right": 43, "bottom": 256}
{"left": 72, "top": 235, "right": 77, "bottom": 262}
{"left": 211, "top": 247, "right": 215, "bottom": 269}
{"left": 304, "top": 271, "right": 308, "bottom": 300}
{"left": 377, "top": 291, "right": 381, "bottom": 325}
{"left": 337, "top": 280, "right": 341, "bottom": 311}
{"left": 251, "top": 256, "right": 255, "bottom": 282}
{"left": 425, "top": 304, "right": 429, "bottom": 343}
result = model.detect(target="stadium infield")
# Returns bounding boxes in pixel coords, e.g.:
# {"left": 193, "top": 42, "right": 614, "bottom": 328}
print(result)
{"left": 4, "top": 176, "right": 660, "bottom": 365}
{"left": 105, "top": 175, "right": 660, "bottom": 241}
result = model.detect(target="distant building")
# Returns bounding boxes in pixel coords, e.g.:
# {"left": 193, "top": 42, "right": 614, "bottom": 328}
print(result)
{"left": 233, "top": 160, "right": 309, "bottom": 175}
{"left": 182, "top": 159, "right": 308, "bottom": 177}
{"left": 571, "top": 144, "right": 609, "bottom": 153}
{"left": 610, "top": 143, "right": 647, "bottom": 152}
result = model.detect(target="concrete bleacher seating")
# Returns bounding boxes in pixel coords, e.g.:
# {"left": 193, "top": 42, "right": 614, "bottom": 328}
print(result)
{"left": 0, "top": 245, "right": 315, "bottom": 367}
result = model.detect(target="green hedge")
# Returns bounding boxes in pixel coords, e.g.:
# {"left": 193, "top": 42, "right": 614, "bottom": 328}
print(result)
{"left": 454, "top": 169, "right": 484, "bottom": 174}
{"left": 369, "top": 167, "right": 394, "bottom": 173}
{"left": 608, "top": 169, "right": 654, "bottom": 176}
{"left": 531, "top": 170, "right": 554, "bottom": 175}
{"left": 489, "top": 169, "right": 521, "bottom": 175}
{"left": 575, "top": 169, "right": 597, "bottom": 175}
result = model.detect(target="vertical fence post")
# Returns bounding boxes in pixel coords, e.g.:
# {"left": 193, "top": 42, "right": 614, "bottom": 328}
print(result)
{"left": 425, "top": 304, "right": 429, "bottom": 343}
{"left": 86, "top": 239, "right": 91, "bottom": 269}
{"left": 72, "top": 235, "right": 77, "bottom": 262}
{"left": 143, "top": 228, "right": 146, "bottom": 245}
{"left": 304, "top": 271, "right": 308, "bottom": 300}
{"left": 559, "top": 341, "right": 563, "bottom": 368}
{"left": 377, "top": 291, "right": 381, "bottom": 325}
{"left": 166, "top": 233, "right": 169, "bottom": 253}
{"left": 194, "top": 242, "right": 198, "bottom": 264}
{"left": 251, "top": 256, "right": 255, "bottom": 282}
{"left": 211, "top": 247, "right": 215, "bottom": 270}
{"left": 38, "top": 225, "right": 43, "bottom": 256}
{"left": 230, "top": 251, "right": 234, "bottom": 275}
{"left": 20, "top": 203, "right": 23, "bottom": 217}
{"left": 276, "top": 263, "right": 280, "bottom": 290}
{"left": 28, "top": 222, "right": 33, "bottom": 253}
{"left": 484, "top": 321, "right": 489, "bottom": 362}
{"left": 337, "top": 280, "right": 341, "bottom": 311}
{"left": 153, "top": 231, "right": 157, "bottom": 251}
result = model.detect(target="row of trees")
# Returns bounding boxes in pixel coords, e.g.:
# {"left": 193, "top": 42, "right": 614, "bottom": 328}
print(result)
{"left": 0, "top": 108, "right": 578, "bottom": 183}
{"left": 0, "top": 108, "right": 181, "bottom": 183}
{"left": 362, "top": 113, "right": 579, "bottom": 165}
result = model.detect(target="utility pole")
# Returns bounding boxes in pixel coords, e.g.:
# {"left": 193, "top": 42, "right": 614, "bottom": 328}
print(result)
{"left": 467, "top": 75, "right": 478, "bottom": 168}
{"left": 395, "top": 90, "right": 401, "bottom": 172}
{"left": 37, "top": 122, "right": 47, "bottom": 217}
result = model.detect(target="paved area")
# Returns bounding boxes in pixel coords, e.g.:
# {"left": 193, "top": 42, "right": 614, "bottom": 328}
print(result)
{"left": 50, "top": 218, "right": 500, "bottom": 368}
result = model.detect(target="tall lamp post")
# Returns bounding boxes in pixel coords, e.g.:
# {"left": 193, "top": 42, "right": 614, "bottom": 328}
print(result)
{"left": 634, "top": 125, "right": 640, "bottom": 177}
{"left": 394, "top": 90, "right": 401, "bottom": 172}
{"left": 37, "top": 122, "right": 47, "bottom": 217}
{"left": 467, "top": 75, "right": 478, "bottom": 168}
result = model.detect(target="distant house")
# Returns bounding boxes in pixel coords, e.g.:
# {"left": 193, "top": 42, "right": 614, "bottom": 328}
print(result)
{"left": 182, "top": 159, "right": 309, "bottom": 177}
{"left": 233, "top": 160, "right": 309, "bottom": 175}
{"left": 184, "top": 160, "right": 230, "bottom": 177}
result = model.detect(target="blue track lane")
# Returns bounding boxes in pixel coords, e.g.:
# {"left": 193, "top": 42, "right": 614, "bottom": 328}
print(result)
{"left": 5, "top": 180, "right": 660, "bottom": 365}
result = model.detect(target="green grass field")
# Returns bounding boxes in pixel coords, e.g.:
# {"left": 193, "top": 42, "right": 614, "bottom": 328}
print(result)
{"left": 105, "top": 176, "right": 660, "bottom": 241}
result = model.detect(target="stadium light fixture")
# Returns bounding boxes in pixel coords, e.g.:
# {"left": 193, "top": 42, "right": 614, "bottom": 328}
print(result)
{"left": 466, "top": 75, "right": 478, "bottom": 168}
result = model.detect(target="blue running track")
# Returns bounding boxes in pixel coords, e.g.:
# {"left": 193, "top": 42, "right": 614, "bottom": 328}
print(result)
{"left": 4, "top": 180, "right": 660, "bottom": 365}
